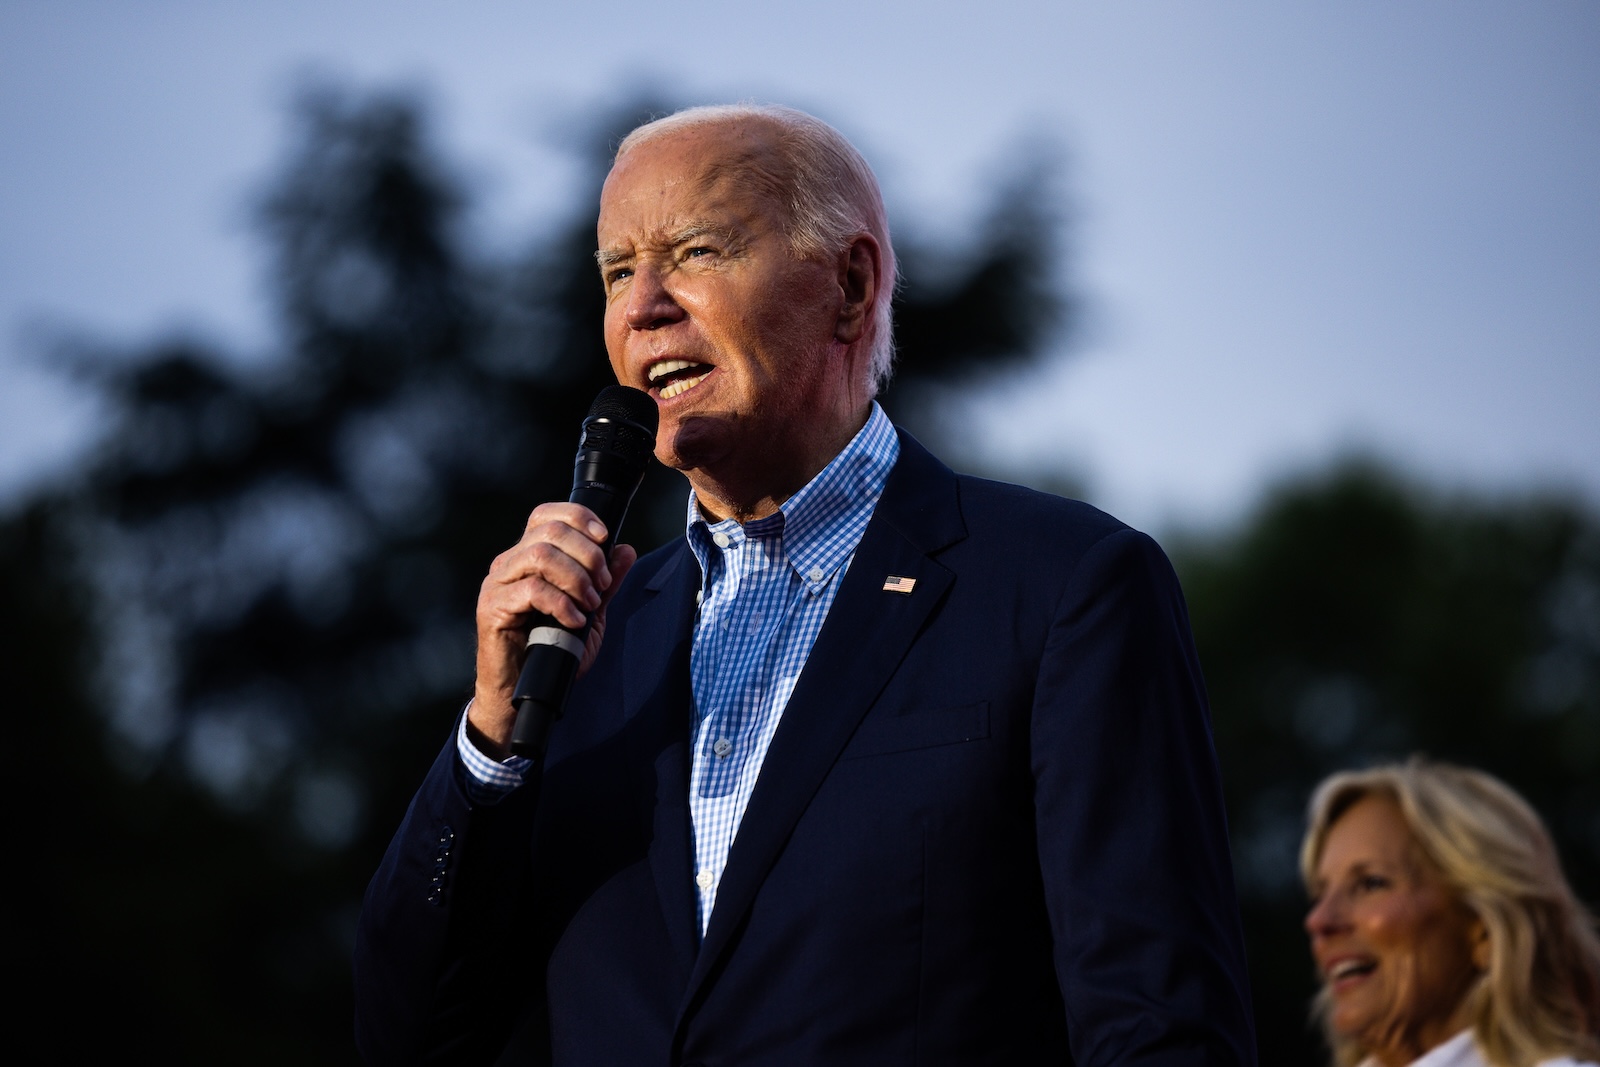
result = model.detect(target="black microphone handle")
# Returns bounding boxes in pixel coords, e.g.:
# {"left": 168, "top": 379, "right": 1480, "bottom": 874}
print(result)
{"left": 507, "top": 480, "right": 636, "bottom": 758}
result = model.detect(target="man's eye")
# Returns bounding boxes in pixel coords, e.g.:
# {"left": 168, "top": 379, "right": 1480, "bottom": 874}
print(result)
{"left": 608, "top": 268, "right": 633, "bottom": 286}
{"left": 684, "top": 246, "right": 713, "bottom": 259}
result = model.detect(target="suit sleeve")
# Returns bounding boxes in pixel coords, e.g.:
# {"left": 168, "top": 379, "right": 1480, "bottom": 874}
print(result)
{"left": 1031, "top": 527, "right": 1257, "bottom": 1065}
{"left": 353, "top": 729, "right": 547, "bottom": 1066}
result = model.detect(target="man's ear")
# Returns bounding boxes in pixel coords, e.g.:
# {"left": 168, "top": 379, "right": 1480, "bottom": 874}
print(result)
{"left": 834, "top": 235, "right": 880, "bottom": 345}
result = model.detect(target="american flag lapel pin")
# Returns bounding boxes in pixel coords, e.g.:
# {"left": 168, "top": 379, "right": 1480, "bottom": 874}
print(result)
{"left": 882, "top": 575, "right": 917, "bottom": 594}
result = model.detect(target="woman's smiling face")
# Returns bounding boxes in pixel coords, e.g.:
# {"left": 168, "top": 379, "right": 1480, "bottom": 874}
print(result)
{"left": 1305, "top": 795, "right": 1487, "bottom": 1067}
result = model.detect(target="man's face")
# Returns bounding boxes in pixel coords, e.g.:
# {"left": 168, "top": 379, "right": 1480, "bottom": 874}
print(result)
{"left": 596, "top": 124, "right": 860, "bottom": 506}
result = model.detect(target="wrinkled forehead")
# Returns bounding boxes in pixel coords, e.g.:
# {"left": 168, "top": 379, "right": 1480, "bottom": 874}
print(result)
{"left": 601, "top": 121, "right": 791, "bottom": 221}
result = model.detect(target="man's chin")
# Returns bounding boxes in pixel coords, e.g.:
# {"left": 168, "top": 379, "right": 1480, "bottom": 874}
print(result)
{"left": 657, "top": 414, "right": 738, "bottom": 472}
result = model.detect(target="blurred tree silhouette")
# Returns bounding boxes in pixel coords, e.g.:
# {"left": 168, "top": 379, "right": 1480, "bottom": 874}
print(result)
{"left": 4, "top": 85, "right": 1065, "bottom": 1061}
{"left": 9, "top": 81, "right": 1597, "bottom": 1067}
{"left": 1172, "top": 462, "right": 1600, "bottom": 1066}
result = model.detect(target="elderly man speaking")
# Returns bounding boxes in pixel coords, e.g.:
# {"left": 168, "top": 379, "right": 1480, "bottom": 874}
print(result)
{"left": 354, "top": 103, "right": 1257, "bottom": 1066}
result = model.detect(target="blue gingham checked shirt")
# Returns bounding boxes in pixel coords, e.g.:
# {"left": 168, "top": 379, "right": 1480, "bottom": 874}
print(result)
{"left": 458, "top": 402, "right": 900, "bottom": 937}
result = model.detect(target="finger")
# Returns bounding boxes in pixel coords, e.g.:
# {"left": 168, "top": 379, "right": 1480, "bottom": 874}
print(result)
{"left": 498, "top": 568, "right": 594, "bottom": 630}
{"left": 497, "top": 525, "right": 611, "bottom": 609}
{"left": 577, "top": 543, "right": 639, "bottom": 679}
{"left": 523, "top": 501, "right": 608, "bottom": 544}
{"left": 479, "top": 551, "right": 593, "bottom": 636}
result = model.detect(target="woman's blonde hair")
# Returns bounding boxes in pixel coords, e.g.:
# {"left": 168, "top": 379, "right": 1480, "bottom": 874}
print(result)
{"left": 1301, "top": 757, "right": 1600, "bottom": 1067}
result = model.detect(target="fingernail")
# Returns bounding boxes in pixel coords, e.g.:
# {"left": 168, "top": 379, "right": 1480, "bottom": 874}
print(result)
{"left": 588, "top": 521, "right": 607, "bottom": 540}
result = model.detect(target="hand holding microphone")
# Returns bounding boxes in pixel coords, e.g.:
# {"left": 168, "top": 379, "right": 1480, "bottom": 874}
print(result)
{"left": 470, "top": 386, "right": 658, "bottom": 761}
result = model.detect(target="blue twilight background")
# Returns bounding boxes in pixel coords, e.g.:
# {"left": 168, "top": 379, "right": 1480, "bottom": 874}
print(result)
{"left": 3, "top": 0, "right": 1596, "bottom": 529}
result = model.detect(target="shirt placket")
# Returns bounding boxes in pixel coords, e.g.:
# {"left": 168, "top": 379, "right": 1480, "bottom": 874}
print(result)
{"left": 695, "top": 523, "right": 749, "bottom": 800}
{"left": 728, "top": 531, "right": 784, "bottom": 782}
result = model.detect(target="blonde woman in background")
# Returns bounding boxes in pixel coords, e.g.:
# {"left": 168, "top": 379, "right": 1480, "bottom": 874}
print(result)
{"left": 1302, "top": 758, "right": 1600, "bottom": 1067}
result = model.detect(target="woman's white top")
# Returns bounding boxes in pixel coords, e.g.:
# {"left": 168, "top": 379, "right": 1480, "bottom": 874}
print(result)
{"left": 1361, "top": 1029, "right": 1599, "bottom": 1067}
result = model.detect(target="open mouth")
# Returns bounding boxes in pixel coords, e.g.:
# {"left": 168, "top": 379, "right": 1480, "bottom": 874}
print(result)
{"left": 1327, "top": 958, "right": 1376, "bottom": 986}
{"left": 647, "top": 359, "right": 712, "bottom": 400}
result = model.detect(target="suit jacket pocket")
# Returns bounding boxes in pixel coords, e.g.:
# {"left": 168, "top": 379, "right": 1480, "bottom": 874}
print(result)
{"left": 839, "top": 701, "right": 990, "bottom": 760}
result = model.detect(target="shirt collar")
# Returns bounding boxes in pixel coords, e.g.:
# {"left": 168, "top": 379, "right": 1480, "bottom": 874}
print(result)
{"left": 684, "top": 402, "right": 899, "bottom": 587}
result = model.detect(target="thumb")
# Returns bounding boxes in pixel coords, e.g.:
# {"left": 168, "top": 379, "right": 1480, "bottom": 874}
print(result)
{"left": 600, "top": 544, "right": 639, "bottom": 609}
{"left": 577, "top": 544, "right": 638, "bottom": 677}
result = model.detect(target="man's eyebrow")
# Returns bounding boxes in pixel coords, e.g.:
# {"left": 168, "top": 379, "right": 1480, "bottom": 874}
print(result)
{"left": 594, "top": 223, "right": 740, "bottom": 270}
{"left": 667, "top": 223, "right": 738, "bottom": 247}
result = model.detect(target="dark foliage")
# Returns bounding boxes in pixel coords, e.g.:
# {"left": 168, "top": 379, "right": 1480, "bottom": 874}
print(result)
{"left": 5, "top": 85, "right": 1063, "bottom": 1060}
{"left": 878, "top": 150, "right": 1067, "bottom": 456}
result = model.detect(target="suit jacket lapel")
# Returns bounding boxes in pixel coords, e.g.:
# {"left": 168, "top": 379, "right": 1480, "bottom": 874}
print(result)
{"left": 625, "top": 545, "right": 702, "bottom": 974}
{"left": 681, "top": 431, "right": 968, "bottom": 1011}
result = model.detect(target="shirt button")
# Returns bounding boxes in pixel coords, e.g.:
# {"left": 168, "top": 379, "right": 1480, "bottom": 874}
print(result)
{"left": 808, "top": 567, "right": 825, "bottom": 582}
{"left": 712, "top": 531, "right": 730, "bottom": 548}
{"left": 713, "top": 737, "right": 732, "bottom": 758}
{"left": 696, "top": 871, "right": 714, "bottom": 889}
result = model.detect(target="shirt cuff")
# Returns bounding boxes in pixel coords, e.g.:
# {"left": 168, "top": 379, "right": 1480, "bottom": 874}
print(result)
{"left": 456, "top": 702, "right": 532, "bottom": 805}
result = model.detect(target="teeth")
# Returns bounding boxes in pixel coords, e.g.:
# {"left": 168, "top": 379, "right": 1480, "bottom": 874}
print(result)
{"left": 647, "top": 359, "right": 712, "bottom": 399}
{"left": 648, "top": 359, "right": 699, "bottom": 382}
{"left": 659, "top": 371, "right": 709, "bottom": 399}
{"left": 1330, "top": 960, "right": 1373, "bottom": 980}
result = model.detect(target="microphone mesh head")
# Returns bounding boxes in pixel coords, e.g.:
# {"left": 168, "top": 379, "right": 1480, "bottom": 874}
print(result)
{"left": 582, "top": 385, "right": 659, "bottom": 467}
{"left": 588, "top": 385, "right": 659, "bottom": 432}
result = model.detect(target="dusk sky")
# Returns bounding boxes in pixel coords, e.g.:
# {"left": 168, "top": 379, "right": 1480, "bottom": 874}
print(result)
{"left": 3, "top": 1, "right": 1596, "bottom": 532}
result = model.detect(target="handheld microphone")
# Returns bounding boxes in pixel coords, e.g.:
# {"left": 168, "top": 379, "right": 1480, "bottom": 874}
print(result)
{"left": 509, "top": 385, "right": 658, "bottom": 759}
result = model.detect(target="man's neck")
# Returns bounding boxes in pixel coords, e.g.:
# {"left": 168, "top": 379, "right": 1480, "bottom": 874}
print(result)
{"left": 688, "top": 404, "right": 873, "bottom": 524}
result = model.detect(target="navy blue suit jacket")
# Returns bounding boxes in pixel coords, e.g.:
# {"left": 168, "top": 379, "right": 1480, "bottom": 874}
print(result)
{"left": 354, "top": 431, "right": 1256, "bottom": 1065}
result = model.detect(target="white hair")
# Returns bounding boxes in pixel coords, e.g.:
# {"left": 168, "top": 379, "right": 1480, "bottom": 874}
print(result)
{"left": 616, "top": 103, "right": 899, "bottom": 396}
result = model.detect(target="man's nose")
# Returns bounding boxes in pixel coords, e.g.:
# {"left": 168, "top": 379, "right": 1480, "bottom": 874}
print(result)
{"left": 624, "top": 265, "right": 686, "bottom": 331}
